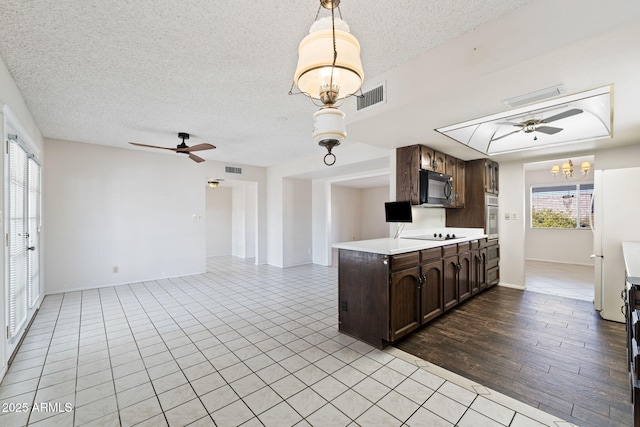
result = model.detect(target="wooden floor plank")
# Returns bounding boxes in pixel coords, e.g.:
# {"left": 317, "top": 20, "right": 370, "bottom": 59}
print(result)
{"left": 394, "top": 286, "right": 632, "bottom": 427}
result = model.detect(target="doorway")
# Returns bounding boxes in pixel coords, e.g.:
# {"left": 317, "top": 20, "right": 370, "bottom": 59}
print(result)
{"left": 4, "top": 128, "right": 42, "bottom": 362}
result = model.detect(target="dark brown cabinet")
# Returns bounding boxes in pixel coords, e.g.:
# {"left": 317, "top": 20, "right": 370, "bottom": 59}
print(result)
{"left": 484, "top": 239, "right": 500, "bottom": 287}
{"left": 420, "top": 146, "right": 436, "bottom": 171}
{"left": 389, "top": 252, "right": 421, "bottom": 341}
{"left": 446, "top": 158, "right": 497, "bottom": 229}
{"left": 433, "top": 151, "right": 447, "bottom": 174}
{"left": 396, "top": 145, "right": 421, "bottom": 205}
{"left": 338, "top": 239, "right": 497, "bottom": 348}
{"left": 485, "top": 159, "right": 499, "bottom": 195}
{"left": 445, "top": 155, "right": 465, "bottom": 208}
{"left": 471, "top": 241, "right": 487, "bottom": 294}
{"left": 420, "top": 258, "right": 444, "bottom": 323}
{"left": 458, "top": 243, "right": 472, "bottom": 303}
{"left": 396, "top": 144, "right": 465, "bottom": 207}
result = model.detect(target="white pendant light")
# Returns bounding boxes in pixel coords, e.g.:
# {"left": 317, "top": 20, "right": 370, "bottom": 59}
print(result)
{"left": 291, "top": 0, "right": 365, "bottom": 166}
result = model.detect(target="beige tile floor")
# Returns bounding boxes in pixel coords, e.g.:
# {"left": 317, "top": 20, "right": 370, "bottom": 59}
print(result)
{"left": 525, "top": 260, "right": 594, "bottom": 301}
{"left": 0, "top": 257, "right": 576, "bottom": 426}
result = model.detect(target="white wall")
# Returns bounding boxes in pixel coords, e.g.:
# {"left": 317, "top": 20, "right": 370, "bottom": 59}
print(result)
{"left": 525, "top": 168, "right": 594, "bottom": 265}
{"left": 206, "top": 186, "right": 232, "bottom": 257}
{"left": 44, "top": 139, "right": 207, "bottom": 293}
{"left": 283, "top": 178, "right": 312, "bottom": 267}
{"left": 44, "top": 138, "right": 268, "bottom": 292}
{"left": 331, "top": 186, "right": 362, "bottom": 243}
{"left": 497, "top": 161, "right": 526, "bottom": 289}
{"left": 360, "top": 186, "right": 389, "bottom": 239}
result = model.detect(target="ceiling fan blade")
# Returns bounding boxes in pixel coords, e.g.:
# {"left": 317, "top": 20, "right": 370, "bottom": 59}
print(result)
{"left": 178, "top": 143, "right": 216, "bottom": 152}
{"left": 491, "top": 128, "right": 523, "bottom": 141}
{"left": 129, "top": 142, "right": 175, "bottom": 151}
{"left": 188, "top": 153, "right": 205, "bottom": 163}
{"left": 543, "top": 108, "right": 583, "bottom": 123}
{"left": 536, "top": 126, "right": 563, "bottom": 135}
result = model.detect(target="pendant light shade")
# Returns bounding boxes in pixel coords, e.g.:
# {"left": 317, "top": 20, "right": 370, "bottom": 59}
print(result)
{"left": 294, "top": 16, "right": 364, "bottom": 104}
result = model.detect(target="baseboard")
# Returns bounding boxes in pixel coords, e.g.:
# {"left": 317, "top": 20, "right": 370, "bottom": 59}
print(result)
{"left": 497, "top": 282, "right": 525, "bottom": 290}
{"left": 44, "top": 270, "right": 207, "bottom": 295}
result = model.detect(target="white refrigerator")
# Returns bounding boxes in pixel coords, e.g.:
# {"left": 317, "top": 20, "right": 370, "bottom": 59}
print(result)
{"left": 592, "top": 167, "right": 640, "bottom": 323}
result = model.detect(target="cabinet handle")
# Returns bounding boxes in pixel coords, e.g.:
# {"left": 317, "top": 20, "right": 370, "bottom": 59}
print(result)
{"left": 418, "top": 274, "right": 424, "bottom": 288}
{"left": 622, "top": 305, "right": 627, "bottom": 317}
{"left": 456, "top": 262, "right": 461, "bottom": 272}
{"left": 382, "top": 256, "right": 388, "bottom": 265}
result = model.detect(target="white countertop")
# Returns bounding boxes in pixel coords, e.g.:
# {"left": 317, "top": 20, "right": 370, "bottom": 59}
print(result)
{"left": 333, "top": 228, "right": 488, "bottom": 255}
{"left": 623, "top": 242, "right": 640, "bottom": 285}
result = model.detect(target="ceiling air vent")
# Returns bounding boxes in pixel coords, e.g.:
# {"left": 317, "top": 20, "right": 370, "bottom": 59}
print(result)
{"left": 357, "top": 82, "right": 386, "bottom": 111}
{"left": 502, "top": 84, "right": 566, "bottom": 108}
{"left": 225, "top": 166, "right": 242, "bottom": 175}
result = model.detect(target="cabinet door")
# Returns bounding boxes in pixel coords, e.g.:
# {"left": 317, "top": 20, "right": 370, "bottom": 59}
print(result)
{"left": 458, "top": 251, "right": 471, "bottom": 302}
{"left": 493, "top": 162, "right": 499, "bottom": 194}
{"left": 476, "top": 248, "right": 487, "bottom": 291}
{"left": 484, "top": 160, "right": 499, "bottom": 194}
{"left": 421, "top": 259, "right": 443, "bottom": 323}
{"left": 456, "top": 158, "right": 465, "bottom": 207}
{"left": 433, "top": 151, "right": 447, "bottom": 174}
{"left": 396, "top": 145, "right": 420, "bottom": 204}
{"left": 469, "top": 249, "right": 480, "bottom": 295}
{"left": 443, "top": 255, "right": 458, "bottom": 311}
{"left": 420, "top": 146, "right": 435, "bottom": 171}
{"left": 390, "top": 266, "right": 421, "bottom": 341}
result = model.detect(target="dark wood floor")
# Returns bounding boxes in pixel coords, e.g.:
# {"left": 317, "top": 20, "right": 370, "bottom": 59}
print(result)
{"left": 394, "top": 286, "right": 631, "bottom": 427}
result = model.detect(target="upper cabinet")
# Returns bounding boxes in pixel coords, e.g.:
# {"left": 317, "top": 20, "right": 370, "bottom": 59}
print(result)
{"left": 484, "top": 160, "right": 499, "bottom": 195}
{"left": 420, "top": 146, "right": 435, "bottom": 171}
{"left": 433, "top": 151, "right": 447, "bottom": 174}
{"left": 396, "top": 144, "right": 465, "bottom": 208}
{"left": 396, "top": 145, "right": 421, "bottom": 205}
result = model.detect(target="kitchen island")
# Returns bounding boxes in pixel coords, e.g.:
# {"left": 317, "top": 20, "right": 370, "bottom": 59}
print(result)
{"left": 333, "top": 229, "right": 498, "bottom": 348}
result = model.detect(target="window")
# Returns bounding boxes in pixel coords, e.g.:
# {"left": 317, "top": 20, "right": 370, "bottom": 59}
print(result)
{"left": 531, "top": 183, "right": 594, "bottom": 229}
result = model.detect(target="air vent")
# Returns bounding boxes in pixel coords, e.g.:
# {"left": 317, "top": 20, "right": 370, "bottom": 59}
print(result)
{"left": 357, "top": 82, "right": 386, "bottom": 111}
{"left": 225, "top": 166, "right": 243, "bottom": 175}
{"left": 502, "top": 84, "right": 566, "bottom": 108}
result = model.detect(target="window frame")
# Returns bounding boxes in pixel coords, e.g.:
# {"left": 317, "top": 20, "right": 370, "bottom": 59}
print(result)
{"left": 529, "top": 182, "right": 594, "bottom": 230}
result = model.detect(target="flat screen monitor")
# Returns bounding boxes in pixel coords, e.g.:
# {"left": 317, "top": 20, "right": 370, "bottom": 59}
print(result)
{"left": 385, "top": 201, "right": 413, "bottom": 223}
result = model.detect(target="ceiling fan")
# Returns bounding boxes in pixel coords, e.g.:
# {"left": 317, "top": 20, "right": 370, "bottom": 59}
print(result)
{"left": 491, "top": 108, "right": 584, "bottom": 142}
{"left": 129, "top": 132, "right": 216, "bottom": 163}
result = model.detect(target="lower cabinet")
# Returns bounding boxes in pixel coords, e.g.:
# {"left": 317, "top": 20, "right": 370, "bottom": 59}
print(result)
{"left": 338, "top": 238, "right": 498, "bottom": 348}
{"left": 390, "top": 265, "right": 421, "bottom": 341}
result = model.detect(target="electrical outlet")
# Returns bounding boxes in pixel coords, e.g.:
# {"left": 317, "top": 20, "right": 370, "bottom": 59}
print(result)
{"left": 504, "top": 213, "right": 511, "bottom": 220}
{"left": 113, "top": 266, "right": 119, "bottom": 273}
{"left": 511, "top": 212, "right": 518, "bottom": 220}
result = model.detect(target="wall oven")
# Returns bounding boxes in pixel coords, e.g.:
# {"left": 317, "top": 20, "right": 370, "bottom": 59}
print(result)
{"left": 486, "top": 194, "right": 499, "bottom": 239}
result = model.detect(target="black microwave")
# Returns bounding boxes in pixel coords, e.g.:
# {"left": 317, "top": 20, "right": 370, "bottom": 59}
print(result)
{"left": 419, "top": 170, "right": 453, "bottom": 206}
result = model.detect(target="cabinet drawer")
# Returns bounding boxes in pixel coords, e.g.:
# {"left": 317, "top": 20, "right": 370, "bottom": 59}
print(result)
{"left": 487, "top": 265, "right": 499, "bottom": 284}
{"left": 442, "top": 244, "right": 457, "bottom": 258}
{"left": 469, "top": 240, "right": 480, "bottom": 250}
{"left": 420, "top": 247, "right": 442, "bottom": 263}
{"left": 457, "top": 242, "right": 470, "bottom": 253}
{"left": 390, "top": 251, "right": 419, "bottom": 271}
{"left": 481, "top": 238, "right": 498, "bottom": 249}
{"left": 486, "top": 244, "right": 500, "bottom": 261}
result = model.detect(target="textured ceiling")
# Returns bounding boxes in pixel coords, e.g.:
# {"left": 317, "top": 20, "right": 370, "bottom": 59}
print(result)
{"left": 0, "top": 1, "right": 638, "bottom": 168}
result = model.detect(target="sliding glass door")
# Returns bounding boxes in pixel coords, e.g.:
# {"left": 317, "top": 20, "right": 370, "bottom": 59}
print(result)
{"left": 5, "top": 136, "right": 41, "bottom": 359}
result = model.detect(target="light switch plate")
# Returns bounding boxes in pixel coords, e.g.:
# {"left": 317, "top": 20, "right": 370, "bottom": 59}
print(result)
{"left": 504, "top": 213, "right": 511, "bottom": 220}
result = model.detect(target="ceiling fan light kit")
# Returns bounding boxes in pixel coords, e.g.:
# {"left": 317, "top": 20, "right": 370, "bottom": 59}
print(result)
{"left": 291, "top": 0, "right": 364, "bottom": 166}
{"left": 129, "top": 132, "right": 216, "bottom": 163}
{"left": 435, "top": 85, "right": 613, "bottom": 156}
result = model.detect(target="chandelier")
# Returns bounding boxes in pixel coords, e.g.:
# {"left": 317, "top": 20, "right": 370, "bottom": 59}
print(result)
{"left": 550, "top": 160, "right": 591, "bottom": 180}
{"left": 291, "top": 0, "right": 364, "bottom": 165}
